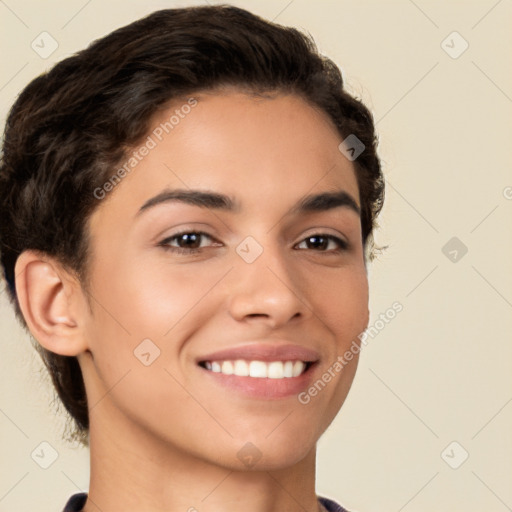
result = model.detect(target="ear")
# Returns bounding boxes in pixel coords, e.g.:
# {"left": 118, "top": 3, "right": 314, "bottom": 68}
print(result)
{"left": 14, "top": 250, "right": 90, "bottom": 356}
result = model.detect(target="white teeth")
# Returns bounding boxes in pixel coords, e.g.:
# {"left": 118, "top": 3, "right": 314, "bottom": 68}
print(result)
{"left": 203, "top": 359, "right": 309, "bottom": 378}
{"left": 234, "top": 359, "right": 249, "bottom": 377}
{"left": 221, "top": 361, "right": 234, "bottom": 375}
{"left": 268, "top": 361, "right": 284, "bottom": 379}
{"left": 292, "top": 361, "right": 305, "bottom": 377}
{"left": 249, "top": 361, "right": 267, "bottom": 378}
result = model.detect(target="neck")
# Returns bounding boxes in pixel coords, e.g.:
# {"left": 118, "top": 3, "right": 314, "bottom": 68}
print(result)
{"left": 82, "top": 407, "right": 320, "bottom": 512}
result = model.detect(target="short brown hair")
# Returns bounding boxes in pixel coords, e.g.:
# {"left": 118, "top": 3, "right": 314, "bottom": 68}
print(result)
{"left": 0, "top": 5, "right": 384, "bottom": 444}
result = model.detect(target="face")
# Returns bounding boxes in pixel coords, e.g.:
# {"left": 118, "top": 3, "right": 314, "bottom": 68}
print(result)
{"left": 80, "top": 90, "right": 369, "bottom": 470}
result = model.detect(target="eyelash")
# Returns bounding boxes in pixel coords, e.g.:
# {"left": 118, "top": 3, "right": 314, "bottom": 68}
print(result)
{"left": 158, "top": 231, "right": 349, "bottom": 255}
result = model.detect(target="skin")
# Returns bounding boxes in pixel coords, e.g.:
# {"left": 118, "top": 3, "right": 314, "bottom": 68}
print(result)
{"left": 15, "top": 90, "right": 369, "bottom": 512}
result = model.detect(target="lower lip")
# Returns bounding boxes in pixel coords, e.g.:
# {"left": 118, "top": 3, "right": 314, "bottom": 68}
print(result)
{"left": 199, "top": 363, "right": 317, "bottom": 399}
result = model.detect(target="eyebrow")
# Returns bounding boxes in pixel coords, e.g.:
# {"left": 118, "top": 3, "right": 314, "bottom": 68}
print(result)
{"left": 136, "top": 189, "right": 234, "bottom": 217}
{"left": 292, "top": 190, "right": 360, "bottom": 216}
{"left": 136, "top": 188, "right": 360, "bottom": 217}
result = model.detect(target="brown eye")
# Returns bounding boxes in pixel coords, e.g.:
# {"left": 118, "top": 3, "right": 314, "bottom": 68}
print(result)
{"left": 296, "top": 234, "right": 348, "bottom": 252}
{"left": 159, "top": 231, "right": 221, "bottom": 253}
{"left": 174, "top": 233, "right": 203, "bottom": 249}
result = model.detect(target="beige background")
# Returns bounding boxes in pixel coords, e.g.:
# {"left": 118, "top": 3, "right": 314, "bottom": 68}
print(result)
{"left": 1, "top": 1, "right": 511, "bottom": 511}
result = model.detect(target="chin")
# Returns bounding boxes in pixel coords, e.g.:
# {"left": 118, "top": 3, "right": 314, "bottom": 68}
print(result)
{"left": 217, "top": 442, "right": 316, "bottom": 473}
{"left": 224, "top": 425, "right": 320, "bottom": 472}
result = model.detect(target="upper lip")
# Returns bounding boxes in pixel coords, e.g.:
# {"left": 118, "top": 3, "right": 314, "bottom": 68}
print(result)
{"left": 196, "top": 343, "right": 321, "bottom": 363}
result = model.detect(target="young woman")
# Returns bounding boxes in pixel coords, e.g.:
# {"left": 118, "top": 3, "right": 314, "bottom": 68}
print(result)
{"left": 0, "top": 6, "right": 384, "bottom": 511}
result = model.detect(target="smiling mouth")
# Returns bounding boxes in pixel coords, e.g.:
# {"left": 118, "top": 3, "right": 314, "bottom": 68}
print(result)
{"left": 198, "top": 359, "right": 314, "bottom": 379}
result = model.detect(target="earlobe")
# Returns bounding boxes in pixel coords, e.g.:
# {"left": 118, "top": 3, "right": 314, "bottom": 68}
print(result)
{"left": 14, "top": 250, "right": 89, "bottom": 356}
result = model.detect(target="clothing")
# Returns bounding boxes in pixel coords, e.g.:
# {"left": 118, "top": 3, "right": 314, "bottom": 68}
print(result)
{"left": 319, "top": 496, "right": 350, "bottom": 512}
{"left": 62, "top": 492, "right": 349, "bottom": 512}
{"left": 62, "top": 493, "right": 86, "bottom": 512}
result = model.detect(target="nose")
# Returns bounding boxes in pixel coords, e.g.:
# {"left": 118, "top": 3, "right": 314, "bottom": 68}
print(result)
{"left": 227, "top": 243, "right": 309, "bottom": 329}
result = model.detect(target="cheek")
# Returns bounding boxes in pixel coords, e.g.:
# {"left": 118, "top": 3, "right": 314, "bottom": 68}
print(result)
{"left": 290, "top": 266, "right": 367, "bottom": 442}
{"left": 90, "top": 252, "right": 227, "bottom": 342}
{"left": 304, "top": 264, "right": 369, "bottom": 344}
{"left": 126, "top": 261, "right": 233, "bottom": 340}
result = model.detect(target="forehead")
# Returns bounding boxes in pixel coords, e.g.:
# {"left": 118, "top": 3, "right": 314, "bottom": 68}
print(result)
{"left": 89, "top": 91, "right": 359, "bottom": 226}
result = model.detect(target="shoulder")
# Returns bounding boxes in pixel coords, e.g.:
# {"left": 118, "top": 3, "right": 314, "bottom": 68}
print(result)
{"left": 318, "top": 495, "right": 352, "bottom": 512}
{"left": 62, "top": 492, "right": 87, "bottom": 512}
{"left": 64, "top": 493, "right": 351, "bottom": 512}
